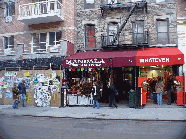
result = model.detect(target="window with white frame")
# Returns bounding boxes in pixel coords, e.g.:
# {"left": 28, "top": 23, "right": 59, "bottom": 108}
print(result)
{"left": 132, "top": 20, "right": 144, "bottom": 44}
{"left": 107, "top": 0, "right": 117, "bottom": 4}
{"left": 157, "top": 19, "right": 169, "bottom": 45}
{"left": 49, "top": 32, "right": 61, "bottom": 46}
{"left": 32, "top": 31, "right": 61, "bottom": 53}
{"left": 4, "top": 36, "right": 14, "bottom": 49}
{"left": 107, "top": 22, "right": 118, "bottom": 45}
{"left": 84, "top": 0, "right": 94, "bottom": 9}
{"left": 4, "top": 2, "right": 15, "bottom": 17}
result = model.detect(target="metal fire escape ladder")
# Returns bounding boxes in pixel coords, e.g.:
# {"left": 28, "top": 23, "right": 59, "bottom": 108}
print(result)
{"left": 111, "top": 3, "right": 136, "bottom": 45}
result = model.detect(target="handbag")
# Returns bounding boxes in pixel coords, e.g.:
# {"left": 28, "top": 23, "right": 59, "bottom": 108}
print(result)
{"left": 157, "top": 83, "right": 165, "bottom": 95}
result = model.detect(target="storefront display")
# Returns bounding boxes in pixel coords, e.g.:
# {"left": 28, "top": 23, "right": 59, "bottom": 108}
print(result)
{"left": 66, "top": 68, "right": 104, "bottom": 106}
{"left": 63, "top": 47, "right": 185, "bottom": 107}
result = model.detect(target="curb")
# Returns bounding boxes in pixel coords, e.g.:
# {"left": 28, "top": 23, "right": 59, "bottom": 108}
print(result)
{"left": 0, "top": 112, "right": 186, "bottom": 122}
{"left": 5, "top": 113, "right": 182, "bottom": 122}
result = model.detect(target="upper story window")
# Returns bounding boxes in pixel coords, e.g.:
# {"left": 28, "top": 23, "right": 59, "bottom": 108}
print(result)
{"left": 85, "top": 24, "right": 95, "bottom": 48}
{"left": 4, "top": 2, "right": 15, "bottom": 17}
{"left": 4, "top": 36, "right": 14, "bottom": 49}
{"left": 49, "top": 31, "right": 62, "bottom": 46}
{"left": 107, "top": 22, "right": 118, "bottom": 45}
{"left": 157, "top": 19, "right": 169, "bottom": 45}
{"left": 32, "top": 31, "right": 61, "bottom": 53}
{"left": 107, "top": 0, "right": 117, "bottom": 4}
{"left": 132, "top": 20, "right": 144, "bottom": 44}
{"left": 84, "top": 0, "right": 95, "bottom": 9}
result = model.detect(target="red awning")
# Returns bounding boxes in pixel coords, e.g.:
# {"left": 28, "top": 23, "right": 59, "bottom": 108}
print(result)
{"left": 63, "top": 50, "right": 137, "bottom": 68}
{"left": 63, "top": 47, "right": 184, "bottom": 68}
{"left": 136, "top": 47, "right": 184, "bottom": 66}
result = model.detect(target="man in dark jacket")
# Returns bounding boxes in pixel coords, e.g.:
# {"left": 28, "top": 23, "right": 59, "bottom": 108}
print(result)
{"left": 167, "top": 75, "right": 175, "bottom": 105}
{"left": 92, "top": 82, "right": 100, "bottom": 109}
{"left": 109, "top": 83, "right": 118, "bottom": 108}
{"left": 18, "top": 80, "right": 27, "bottom": 107}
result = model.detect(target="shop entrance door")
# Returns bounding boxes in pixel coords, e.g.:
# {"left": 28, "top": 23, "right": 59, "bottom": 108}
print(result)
{"left": 113, "top": 67, "right": 133, "bottom": 103}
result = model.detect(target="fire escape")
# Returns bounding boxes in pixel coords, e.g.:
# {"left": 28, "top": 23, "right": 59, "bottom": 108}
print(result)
{"left": 100, "top": 0, "right": 149, "bottom": 50}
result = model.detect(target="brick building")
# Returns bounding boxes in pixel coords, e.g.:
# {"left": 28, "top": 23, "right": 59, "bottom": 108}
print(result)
{"left": 63, "top": 0, "right": 185, "bottom": 106}
{"left": 0, "top": 0, "right": 76, "bottom": 107}
{"left": 76, "top": 0, "right": 178, "bottom": 52}
{"left": 0, "top": 0, "right": 76, "bottom": 68}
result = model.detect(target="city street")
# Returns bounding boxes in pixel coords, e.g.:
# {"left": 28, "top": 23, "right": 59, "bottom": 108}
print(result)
{"left": 0, "top": 114, "right": 186, "bottom": 139}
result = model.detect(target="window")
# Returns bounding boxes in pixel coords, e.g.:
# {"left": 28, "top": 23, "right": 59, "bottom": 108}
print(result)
{"left": 4, "top": 2, "right": 15, "bottom": 17}
{"left": 84, "top": 0, "right": 94, "bottom": 9}
{"left": 4, "top": 36, "right": 14, "bottom": 49}
{"left": 49, "top": 31, "right": 61, "bottom": 46}
{"left": 32, "top": 31, "right": 61, "bottom": 53}
{"left": 157, "top": 19, "right": 169, "bottom": 45}
{"left": 107, "top": 0, "right": 117, "bottom": 4}
{"left": 107, "top": 22, "right": 118, "bottom": 45}
{"left": 85, "top": 24, "right": 95, "bottom": 48}
{"left": 132, "top": 21, "right": 144, "bottom": 44}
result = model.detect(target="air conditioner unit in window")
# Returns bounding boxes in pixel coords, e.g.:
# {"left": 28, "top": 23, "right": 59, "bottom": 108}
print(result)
{"left": 5, "top": 16, "right": 12, "bottom": 23}
{"left": 4, "top": 48, "right": 12, "bottom": 55}
{"left": 50, "top": 45, "right": 59, "bottom": 52}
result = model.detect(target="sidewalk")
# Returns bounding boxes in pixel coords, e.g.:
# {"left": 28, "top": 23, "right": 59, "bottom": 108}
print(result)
{"left": 0, "top": 105, "right": 186, "bottom": 121}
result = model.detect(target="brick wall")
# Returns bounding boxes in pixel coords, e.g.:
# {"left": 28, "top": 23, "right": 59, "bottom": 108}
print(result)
{"left": 0, "top": 0, "right": 76, "bottom": 59}
{"left": 176, "top": 0, "right": 186, "bottom": 17}
{"left": 76, "top": 0, "right": 178, "bottom": 51}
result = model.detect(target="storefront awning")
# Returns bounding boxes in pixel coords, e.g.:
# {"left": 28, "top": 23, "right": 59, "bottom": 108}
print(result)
{"left": 63, "top": 47, "right": 184, "bottom": 68}
{"left": 63, "top": 50, "right": 137, "bottom": 68}
{"left": 136, "top": 47, "right": 184, "bottom": 66}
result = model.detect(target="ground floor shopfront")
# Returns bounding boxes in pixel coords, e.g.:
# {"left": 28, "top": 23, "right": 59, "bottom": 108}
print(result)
{"left": 0, "top": 56, "right": 66, "bottom": 107}
{"left": 63, "top": 47, "right": 186, "bottom": 107}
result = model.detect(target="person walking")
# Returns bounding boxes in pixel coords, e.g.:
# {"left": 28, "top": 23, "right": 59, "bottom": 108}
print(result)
{"left": 167, "top": 75, "right": 175, "bottom": 105}
{"left": 12, "top": 83, "right": 19, "bottom": 109}
{"left": 109, "top": 83, "right": 118, "bottom": 108}
{"left": 155, "top": 77, "right": 164, "bottom": 105}
{"left": 92, "top": 81, "right": 100, "bottom": 109}
{"left": 18, "top": 80, "right": 27, "bottom": 107}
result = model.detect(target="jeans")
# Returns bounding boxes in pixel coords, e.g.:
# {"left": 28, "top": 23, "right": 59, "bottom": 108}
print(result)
{"left": 157, "top": 93, "right": 163, "bottom": 105}
{"left": 109, "top": 96, "right": 118, "bottom": 108}
{"left": 167, "top": 89, "right": 173, "bottom": 104}
{"left": 12, "top": 100, "right": 19, "bottom": 109}
{"left": 18, "top": 94, "right": 26, "bottom": 107}
{"left": 93, "top": 100, "right": 99, "bottom": 109}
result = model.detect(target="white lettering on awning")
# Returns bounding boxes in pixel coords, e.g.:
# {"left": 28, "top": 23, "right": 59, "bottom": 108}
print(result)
{"left": 66, "top": 59, "right": 106, "bottom": 67}
{"left": 139, "top": 58, "right": 170, "bottom": 63}
{"left": 140, "top": 59, "right": 144, "bottom": 63}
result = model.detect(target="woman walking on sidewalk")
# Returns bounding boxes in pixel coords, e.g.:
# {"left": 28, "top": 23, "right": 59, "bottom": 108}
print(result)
{"left": 12, "top": 83, "right": 19, "bottom": 109}
{"left": 109, "top": 83, "right": 118, "bottom": 108}
{"left": 155, "top": 77, "right": 164, "bottom": 105}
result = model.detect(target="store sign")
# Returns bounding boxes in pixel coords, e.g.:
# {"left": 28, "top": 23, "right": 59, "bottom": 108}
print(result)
{"left": 66, "top": 59, "right": 106, "bottom": 67}
{"left": 139, "top": 58, "right": 170, "bottom": 63}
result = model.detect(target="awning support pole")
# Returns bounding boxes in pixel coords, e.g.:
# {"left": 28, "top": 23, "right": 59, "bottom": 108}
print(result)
{"left": 183, "top": 65, "right": 185, "bottom": 108}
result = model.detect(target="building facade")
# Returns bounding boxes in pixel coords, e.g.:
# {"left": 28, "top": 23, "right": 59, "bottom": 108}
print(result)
{"left": 176, "top": 0, "right": 186, "bottom": 85}
{"left": 0, "top": 0, "right": 76, "bottom": 107}
{"left": 76, "top": 0, "right": 178, "bottom": 52}
{"left": 62, "top": 0, "right": 185, "bottom": 106}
